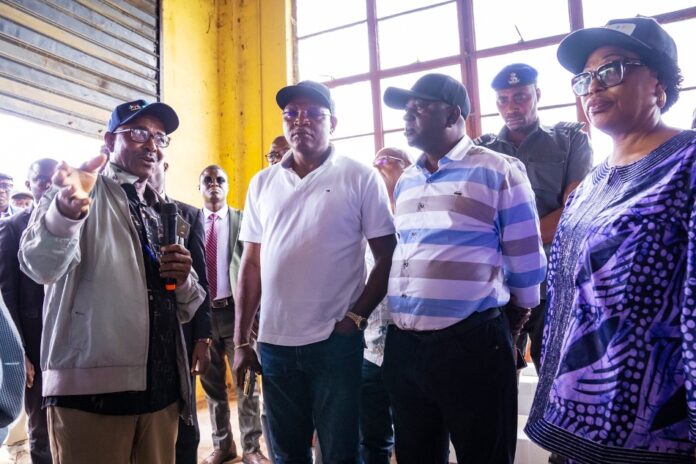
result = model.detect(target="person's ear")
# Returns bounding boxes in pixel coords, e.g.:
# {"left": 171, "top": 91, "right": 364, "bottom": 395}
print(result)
{"left": 164, "top": 162, "right": 169, "bottom": 173}
{"left": 25, "top": 180, "right": 30, "bottom": 190}
{"left": 655, "top": 83, "right": 667, "bottom": 109}
{"left": 329, "top": 116, "right": 338, "bottom": 134}
{"left": 104, "top": 132, "right": 116, "bottom": 153}
{"left": 535, "top": 86, "right": 541, "bottom": 103}
{"left": 446, "top": 105, "right": 462, "bottom": 127}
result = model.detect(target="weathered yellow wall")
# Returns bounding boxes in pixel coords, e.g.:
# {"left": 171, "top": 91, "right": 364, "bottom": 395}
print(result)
{"left": 160, "top": 0, "right": 290, "bottom": 398}
{"left": 161, "top": 0, "right": 290, "bottom": 209}
{"left": 160, "top": 0, "right": 220, "bottom": 206}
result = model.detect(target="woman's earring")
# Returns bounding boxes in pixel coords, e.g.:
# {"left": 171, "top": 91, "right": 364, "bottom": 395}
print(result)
{"left": 657, "top": 90, "right": 666, "bottom": 109}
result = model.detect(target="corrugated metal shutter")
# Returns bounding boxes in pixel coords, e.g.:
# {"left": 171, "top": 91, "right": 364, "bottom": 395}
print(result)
{"left": 0, "top": 0, "right": 160, "bottom": 138}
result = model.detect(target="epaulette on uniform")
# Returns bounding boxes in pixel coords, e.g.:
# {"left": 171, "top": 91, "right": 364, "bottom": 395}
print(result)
{"left": 553, "top": 121, "right": 585, "bottom": 134}
{"left": 473, "top": 133, "right": 497, "bottom": 146}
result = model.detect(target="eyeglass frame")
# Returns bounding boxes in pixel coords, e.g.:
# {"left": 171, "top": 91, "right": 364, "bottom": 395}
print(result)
{"left": 281, "top": 107, "right": 332, "bottom": 122}
{"left": 112, "top": 128, "right": 171, "bottom": 148}
{"left": 570, "top": 59, "right": 646, "bottom": 97}
{"left": 265, "top": 151, "right": 286, "bottom": 162}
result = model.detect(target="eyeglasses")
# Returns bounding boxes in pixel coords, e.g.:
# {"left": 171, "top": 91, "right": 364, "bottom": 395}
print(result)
{"left": 113, "top": 128, "right": 171, "bottom": 148}
{"left": 373, "top": 155, "right": 406, "bottom": 167}
{"left": 0, "top": 183, "right": 12, "bottom": 193}
{"left": 265, "top": 151, "right": 285, "bottom": 162}
{"left": 282, "top": 107, "right": 331, "bottom": 122}
{"left": 571, "top": 59, "right": 645, "bottom": 97}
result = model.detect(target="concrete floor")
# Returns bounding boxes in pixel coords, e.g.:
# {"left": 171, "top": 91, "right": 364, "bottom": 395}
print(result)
{"left": 1, "top": 369, "right": 549, "bottom": 463}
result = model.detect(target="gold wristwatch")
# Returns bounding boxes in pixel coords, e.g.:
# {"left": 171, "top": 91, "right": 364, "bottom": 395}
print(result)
{"left": 346, "top": 311, "right": 368, "bottom": 330}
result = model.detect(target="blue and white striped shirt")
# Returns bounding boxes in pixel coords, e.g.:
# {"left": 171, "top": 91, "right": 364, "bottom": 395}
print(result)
{"left": 387, "top": 135, "right": 547, "bottom": 331}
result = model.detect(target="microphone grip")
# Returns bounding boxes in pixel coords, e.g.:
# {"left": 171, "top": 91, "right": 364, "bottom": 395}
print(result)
{"left": 161, "top": 202, "right": 178, "bottom": 292}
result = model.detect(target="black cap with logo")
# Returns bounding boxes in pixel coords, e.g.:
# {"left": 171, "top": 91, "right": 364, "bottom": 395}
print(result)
{"left": 276, "top": 80, "right": 336, "bottom": 114}
{"left": 107, "top": 100, "right": 179, "bottom": 134}
{"left": 557, "top": 16, "right": 678, "bottom": 74}
{"left": 383, "top": 74, "right": 471, "bottom": 119}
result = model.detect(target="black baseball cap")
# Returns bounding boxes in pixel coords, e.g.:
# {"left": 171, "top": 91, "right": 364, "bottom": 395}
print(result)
{"left": 107, "top": 99, "right": 179, "bottom": 134}
{"left": 557, "top": 16, "right": 678, "bottom": 74}
{"left": 276, "top": 81, "right": 335, "bottom": 114}
{"left": 492, "top": 63, "right": 538, "bottom": 90}
{"left": 383, "top": 74, "right": 471, "bottom": 119}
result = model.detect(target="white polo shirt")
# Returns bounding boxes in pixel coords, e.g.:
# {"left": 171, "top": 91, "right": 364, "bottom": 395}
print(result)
{"left": 240, "top": 146, "right": 395, "bottom": 346}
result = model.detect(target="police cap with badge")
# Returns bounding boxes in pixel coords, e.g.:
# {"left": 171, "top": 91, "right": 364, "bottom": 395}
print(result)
{"left": 491, "top": 63, "right": 538, "bottom": 90}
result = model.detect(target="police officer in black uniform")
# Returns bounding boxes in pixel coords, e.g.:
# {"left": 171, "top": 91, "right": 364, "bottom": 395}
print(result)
{"left": 475, "top": 63, "right": 593, "bottom": 374}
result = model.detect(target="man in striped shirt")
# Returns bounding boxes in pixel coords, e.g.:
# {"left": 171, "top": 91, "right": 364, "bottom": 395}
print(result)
{"left": 381, "top": 74, "right": 546, "bottom": 464}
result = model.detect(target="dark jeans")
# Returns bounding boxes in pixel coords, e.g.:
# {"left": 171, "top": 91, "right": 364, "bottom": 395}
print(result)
{"left": 359, "top": 359, "right": 393, "bottom": 464}
{"left": 259, "top": 331, "right": 363, "bottom": 464}
{"left": 175, "top": 375, "right": 199, "bottom": 464}
{"left": 382, "top": 312, "right": 517, "bottom": 464}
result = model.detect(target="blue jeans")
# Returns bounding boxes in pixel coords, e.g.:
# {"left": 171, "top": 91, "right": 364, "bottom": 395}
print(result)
{"left": 359, "top": 359, "right": 393, "bottom": 464}
{"left": 259, "top": 332, "right": 363, "bottom": 464}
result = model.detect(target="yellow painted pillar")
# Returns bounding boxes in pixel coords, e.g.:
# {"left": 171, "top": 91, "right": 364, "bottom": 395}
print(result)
{"left": 217, "top": 0, "right": 291, "bottom": 208}
{"left": 160, "top": 0, "right": 221, "bottom": 206}
{"left": 161, "top": 0, "right": 291, "bottom": 399}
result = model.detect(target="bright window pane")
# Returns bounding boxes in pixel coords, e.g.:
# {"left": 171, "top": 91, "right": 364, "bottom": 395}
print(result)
{"left": 480, "top": 115, "right": 502, "bottom": 137}
{"left": 588, "top": 128, "right": 612, "bottom": 166}
{"left": 296, "top": 0, "right": 366, "bottom": 37}
{"left": 537, "top": 105, "right": 582, "bottom": 129}
{"left": 377, "top": 0, "right": 454, "bottom": 18}
{"left": 583, "top": 1, "right": 694, "bottom": 28}
{"left": 332, "top": 134, "right": 375, "bottom": 166}
{"left": 378, "top": 3, "right": 459, "bottom": 70}
{"left": 661, "top": 89, "right": 696, "bottom": 131}
{"left": 384, "top": 130, "right": 421, "bottom": 161}
{"left": 473, "top": 0, "right": 569, "bottom": 50}
{"left": 330, "top": 81, "right": 374, "bottom": 139}
{"left": 0, "top": 113, "right": 99, "bottom": 183}
{"left": 477, "top": 45, "right": 576, "bottom": 117}
{"left": 380, "top": 65, "right": 462, "bottom": 131}
{"left": 298, "top": 24, "right": 369, "bottom": 81}
{"left": 663, "top": 19, "right": 696, "bottom": 88}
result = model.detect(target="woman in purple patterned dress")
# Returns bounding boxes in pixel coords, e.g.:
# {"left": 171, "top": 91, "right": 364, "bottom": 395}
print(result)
{"left": 525, "top": 16, "right": 696, "bottom": 464}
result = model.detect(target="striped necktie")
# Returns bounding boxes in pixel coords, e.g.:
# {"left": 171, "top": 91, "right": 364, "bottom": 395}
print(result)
{"left": 205, "top": 213, "right": 218, "bottom": 301}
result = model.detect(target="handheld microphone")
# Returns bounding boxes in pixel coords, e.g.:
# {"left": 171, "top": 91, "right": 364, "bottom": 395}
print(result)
{"left": 161, "top": 202, "right": 178, "bottom": 292}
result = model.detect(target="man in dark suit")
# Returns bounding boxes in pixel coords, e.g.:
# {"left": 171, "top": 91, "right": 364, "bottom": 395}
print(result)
{"left": 198, "top": 165, "right": 268, "bottom": 464}
{"left": 149, "top": 159, "right": 212, "bottom": 464}
{"left": 0, "top": 158, "right": 58, "bottom": 464}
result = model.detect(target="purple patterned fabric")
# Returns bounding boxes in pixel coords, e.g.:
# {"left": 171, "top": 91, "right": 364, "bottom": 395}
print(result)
{"left": 526, "top": 131, "right": 696, "bottom": 464}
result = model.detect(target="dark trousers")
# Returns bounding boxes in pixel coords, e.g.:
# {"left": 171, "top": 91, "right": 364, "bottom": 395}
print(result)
{"left": 23, "top": 317, "right": 52, "bottom": 464}
{"left": 515, "top": 301, "right": 546, "bottom": 373}
{"left": 359, "top": 359, "right": 393, "bottom": 464}
{"left": 175, "top": 375, "right": 199, "bottom": 464}
{"left": 382, "top": 311, "right": 517, "bottom": 464}
{"left": 259, "top": 331, "right": 363, "bottom": 464}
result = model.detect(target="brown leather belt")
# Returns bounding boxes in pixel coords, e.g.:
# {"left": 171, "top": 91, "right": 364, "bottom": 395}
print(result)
{"left": 210, "top": 296, "right": 233, "bottom": 309}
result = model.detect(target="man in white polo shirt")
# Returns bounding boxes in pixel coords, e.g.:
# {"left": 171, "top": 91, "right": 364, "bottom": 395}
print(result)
{"left": 232, "top": 81, "right": 396, "bottom": 463}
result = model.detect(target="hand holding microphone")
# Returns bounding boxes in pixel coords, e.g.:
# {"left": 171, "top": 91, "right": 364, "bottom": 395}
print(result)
{"left": 159, "top": 202, "right": 193, "bottom": 291}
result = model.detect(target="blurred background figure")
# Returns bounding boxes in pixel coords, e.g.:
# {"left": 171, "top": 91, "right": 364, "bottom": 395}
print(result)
{"left": 148, "top": 158, "right": 213, "bottom": 464}
{"left": 0, "top": 173, "right": 18, "bottom": 218}
{"left": 359, "top": 147, "right": 411, "bottom": 464}
{"left": 526, "top": 17, "right": 696, "bottom": 463}
{"left": 264, "top": 136, "right": 290, "bottom": 166}
{"left": 10, "top": 191, "right": 33, "bottom": 210}
{"left": 0, "top": 158, "right": 58, "bottom": 464}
